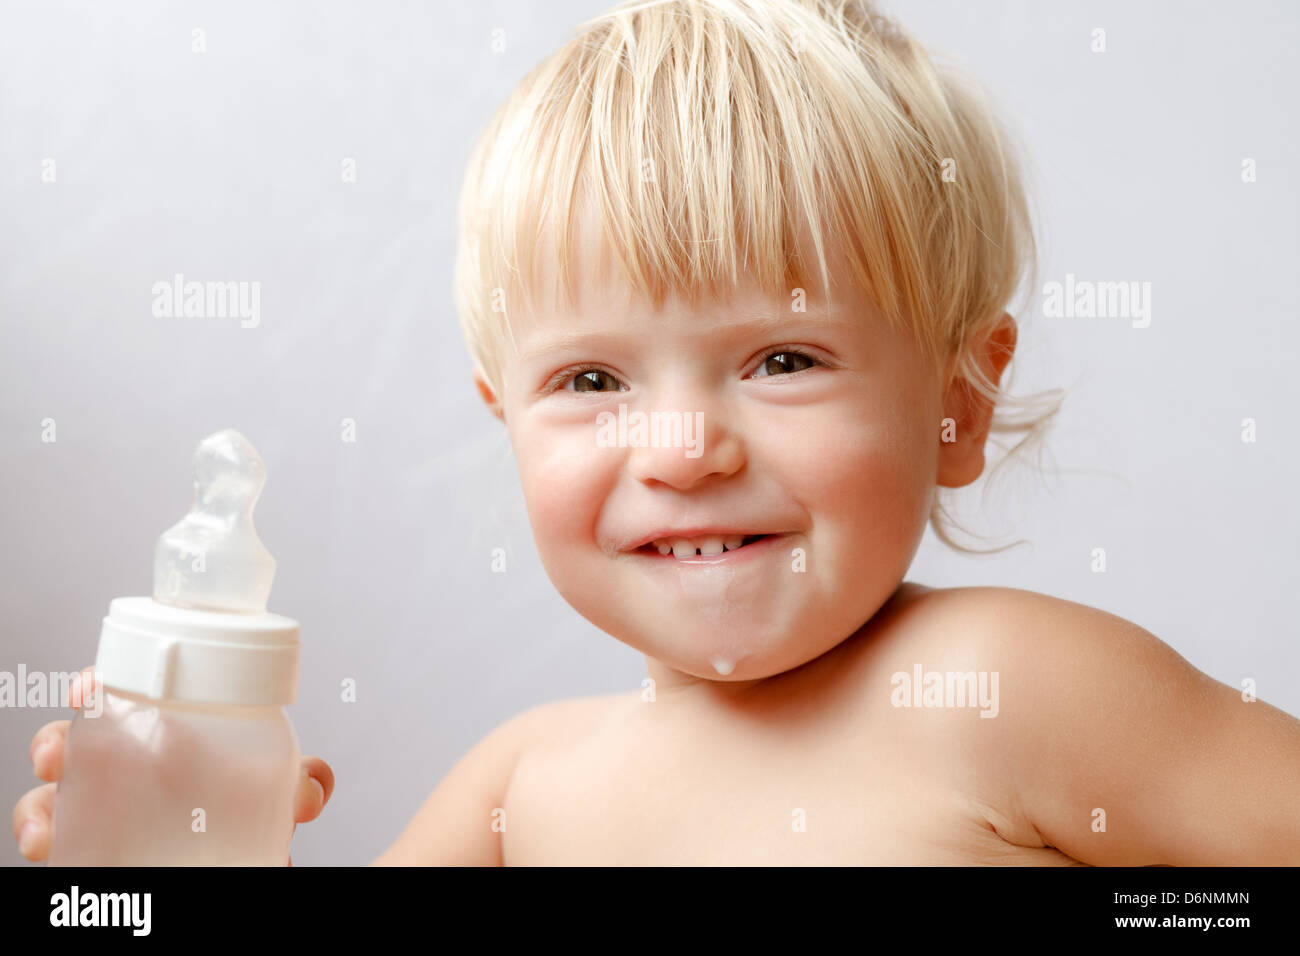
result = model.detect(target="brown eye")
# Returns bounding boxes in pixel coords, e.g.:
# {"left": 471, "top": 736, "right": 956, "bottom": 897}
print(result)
{"left": 570, "top": 369, "right": 621, "bottom": 392}
{"left": 755, "top": 351, "right": 816, "bottom": 378}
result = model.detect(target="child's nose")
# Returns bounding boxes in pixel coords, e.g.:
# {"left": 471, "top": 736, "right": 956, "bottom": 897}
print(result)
{"left": 624, "top": 401, "right": 745, "bottom": 491}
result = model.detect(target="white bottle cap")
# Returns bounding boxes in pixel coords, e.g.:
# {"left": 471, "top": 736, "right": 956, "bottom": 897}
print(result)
{"left": 94, "top": 430, "right": 300, "bottom": 707}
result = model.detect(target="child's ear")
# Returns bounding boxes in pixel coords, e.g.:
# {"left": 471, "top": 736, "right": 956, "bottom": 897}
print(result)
{"left": 473, "top": 365, "right": 506, "bottom": 423}
{"left": 936, "top": 312, "right": 1017, "bottom": 488}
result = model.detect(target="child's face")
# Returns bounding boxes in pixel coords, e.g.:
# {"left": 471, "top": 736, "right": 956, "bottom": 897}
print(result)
{"left": 485, "top": 240, "right": 949, "bottom": 686}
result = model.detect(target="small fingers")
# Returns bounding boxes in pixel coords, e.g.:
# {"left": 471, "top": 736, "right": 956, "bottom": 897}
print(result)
{"left": 29, "top": 720, "right": 70, "bottom": 783}
{"left": 293, "top": 756, "right": 334, "bottom": 825}
{"left": 67, "top": 665, "right": 100, "bottom": 710}
{"left": 12, "top": 782, "right": 57, "bottom": 862}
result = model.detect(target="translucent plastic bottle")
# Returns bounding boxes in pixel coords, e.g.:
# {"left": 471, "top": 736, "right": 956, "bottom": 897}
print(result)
{"left": 48, "top": 430, "right": 301, "bottom": 866}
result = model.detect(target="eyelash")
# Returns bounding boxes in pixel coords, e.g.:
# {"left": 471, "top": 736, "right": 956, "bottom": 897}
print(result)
{"left": 546, "top": 366, "right": 623, "bottom": 394}
{"left": 546, "top": 348, "right": 824, "bottom": 394}
{"left": 750, "top": 348, "right": 823, "bottom": 379}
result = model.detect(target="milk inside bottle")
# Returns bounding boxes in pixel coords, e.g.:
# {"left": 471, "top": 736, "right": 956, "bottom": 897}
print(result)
{"left": 47, "top": 429, "right": 301, "bottom": 866}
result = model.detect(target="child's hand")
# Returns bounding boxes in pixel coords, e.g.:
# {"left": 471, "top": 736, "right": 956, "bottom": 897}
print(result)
{"left": 11, "top": 666, "right": 333, "bottom": 865}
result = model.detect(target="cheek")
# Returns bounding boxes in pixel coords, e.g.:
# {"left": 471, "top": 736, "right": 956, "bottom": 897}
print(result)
{"left": 759, "top": 392, "right": 936, "bottom": 566}
{"left": 509, "top": 416, "right": 614, "bottom": 572}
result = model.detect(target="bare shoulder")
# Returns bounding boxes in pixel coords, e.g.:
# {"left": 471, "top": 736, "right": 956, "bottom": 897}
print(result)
{"left": 855, "top": 582, "right": 1213, "bottom": 855}
{"left": 870, "top": 583, "right": 1300, "bottom": 864}
{"left": 370, "top": 690, "right": 634, "bottom": 865}
{"left": 871, "top": 582, "right": 1182, "bottom": 673}
{"left": 867, "top": 582, "right": 1211, "bottom": 743}
{"left": 514, "top": 689, "right": 638, "bottom": 750}
{"left": 879, "top": 580, "right": 1145, "bottom": 631}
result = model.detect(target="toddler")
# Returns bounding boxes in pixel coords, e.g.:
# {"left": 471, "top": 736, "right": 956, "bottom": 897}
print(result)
{"left": 15, "top": 0, "right": 1300, "bottom": 865}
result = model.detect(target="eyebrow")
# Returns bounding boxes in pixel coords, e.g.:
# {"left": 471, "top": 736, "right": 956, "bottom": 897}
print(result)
{"left": 518, "top": 311, "right": 854, "bottom": 362}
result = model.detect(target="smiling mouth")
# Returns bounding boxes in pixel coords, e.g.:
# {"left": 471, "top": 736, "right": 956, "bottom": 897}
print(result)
{"left": 635, "top": 533, "right": 774, "bottom": 559}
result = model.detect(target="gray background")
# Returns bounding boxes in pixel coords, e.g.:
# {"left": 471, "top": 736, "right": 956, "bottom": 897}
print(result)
{"left": 2, "top": 0, "right": 1296, "bottom": 866}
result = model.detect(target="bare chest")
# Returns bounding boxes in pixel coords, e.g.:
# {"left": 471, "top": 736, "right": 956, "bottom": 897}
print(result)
{"left": 501, "top": 701, "right": 1080, "bottom": 866}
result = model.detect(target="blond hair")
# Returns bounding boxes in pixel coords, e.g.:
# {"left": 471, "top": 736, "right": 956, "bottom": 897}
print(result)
{"left": 454, "top": 0, "right": 1062, "bottom": 550}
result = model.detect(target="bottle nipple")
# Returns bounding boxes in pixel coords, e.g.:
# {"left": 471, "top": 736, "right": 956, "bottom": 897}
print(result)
{"left": 153, "top": 429, "right": 276, "bottom": 613}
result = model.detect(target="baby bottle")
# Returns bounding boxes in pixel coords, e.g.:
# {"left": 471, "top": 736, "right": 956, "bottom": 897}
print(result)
{"left": 47, "top": 429, "right": 301, "bottom": 866}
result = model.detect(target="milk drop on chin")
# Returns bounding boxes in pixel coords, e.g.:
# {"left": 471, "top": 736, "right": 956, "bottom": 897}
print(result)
{"left": 674, "top": 562, "right": 749, "bottom": 679}
{"left": 47, "top": 430, "right": 302, "bottom": 866}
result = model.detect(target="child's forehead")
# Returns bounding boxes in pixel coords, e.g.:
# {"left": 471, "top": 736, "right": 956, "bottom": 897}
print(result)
{"left": 498, "top": 185, "right": 883, "bottom": 372}
{"left": 516, "top": 264, "right": 831, "bottom": 334}
{"left": 509, "top": 274, "right": 870, "bottom": 373}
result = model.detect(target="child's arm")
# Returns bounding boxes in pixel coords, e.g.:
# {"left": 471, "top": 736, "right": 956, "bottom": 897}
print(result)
{"left": 958, "top": 589, "right": 1300, "bottom": 865}
{"left": 369, "top": 702, "right": 554, "bottom": 866}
